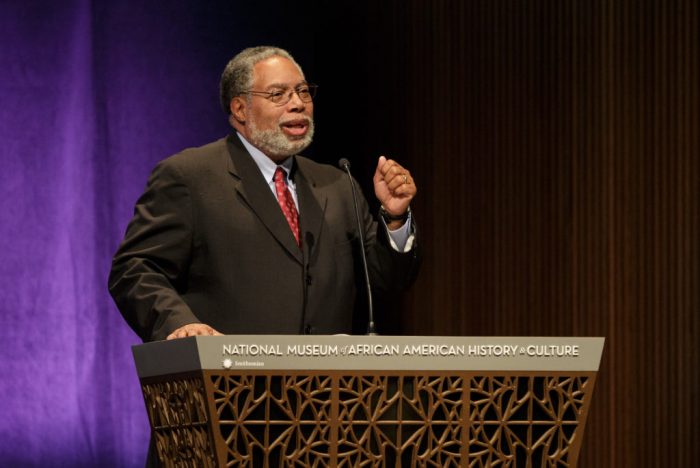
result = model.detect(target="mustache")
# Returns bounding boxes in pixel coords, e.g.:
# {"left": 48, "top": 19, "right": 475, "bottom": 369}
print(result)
{"left": 279, "top": 116, "right": 313, "bottom": 126}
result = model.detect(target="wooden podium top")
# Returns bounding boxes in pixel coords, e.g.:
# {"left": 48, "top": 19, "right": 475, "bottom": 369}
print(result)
{"left": 132, "top": 335, "right": 604, "bottom": 378}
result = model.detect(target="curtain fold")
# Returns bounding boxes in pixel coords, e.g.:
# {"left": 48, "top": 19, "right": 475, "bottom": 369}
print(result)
{"left": 0, "top": 1, "right": 247, "bottom": 465}
{"left": 0, "top": 2, "right": 149, "bottom": 466}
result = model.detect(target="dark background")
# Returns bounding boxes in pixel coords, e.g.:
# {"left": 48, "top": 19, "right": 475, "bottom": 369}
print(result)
{"left": 0, "top": 0, "right": 697, "bottom": 466}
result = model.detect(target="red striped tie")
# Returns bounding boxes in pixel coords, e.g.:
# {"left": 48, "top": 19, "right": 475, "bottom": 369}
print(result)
{"left": 273, "top": 168, "right": 300, "bottom": 246}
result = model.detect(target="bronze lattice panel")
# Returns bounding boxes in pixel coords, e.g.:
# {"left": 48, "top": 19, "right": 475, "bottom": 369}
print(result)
{"left": 141, "top": 376, "right": 216, "bottom": 467}
{"left": 210, "top": 374, "right": 334, "bottom": 467}
{"left": 141, "top": 372, "right": 595, "bottom": 467}
{"left": 336, "top": 375, "right": 464, "bottom": 467}
{"left": 469, "top": 376, "right": 590, "bottom": 467}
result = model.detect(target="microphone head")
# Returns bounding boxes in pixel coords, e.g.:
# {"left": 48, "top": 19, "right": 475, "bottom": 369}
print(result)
{"left": 305, "top": 231, "right": 315, "bottom": 248}
{"left": 338, "top": 158, "right": 351, "bottom": 170}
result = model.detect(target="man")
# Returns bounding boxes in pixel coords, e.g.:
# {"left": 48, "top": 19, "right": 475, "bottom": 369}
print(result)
{"left": 109, "top": 46, "right": 420, "bottom": 342}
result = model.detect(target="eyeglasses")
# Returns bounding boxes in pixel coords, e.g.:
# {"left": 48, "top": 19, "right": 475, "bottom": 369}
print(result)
{"left": 239, "top": 84, "right": 318, "bottom": 106}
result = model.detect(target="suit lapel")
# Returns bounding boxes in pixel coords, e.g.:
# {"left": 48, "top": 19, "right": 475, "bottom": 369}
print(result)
{"left": 225, "top": 135, "right": 303, "bottom": 264}
{"left": 294, "top": 159, "right": 327, "bottom": 265}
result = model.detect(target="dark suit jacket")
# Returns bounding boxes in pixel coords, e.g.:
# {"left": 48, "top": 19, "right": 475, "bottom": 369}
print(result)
{"left": 109, "top": 134, "right": 420, "bottom": 341}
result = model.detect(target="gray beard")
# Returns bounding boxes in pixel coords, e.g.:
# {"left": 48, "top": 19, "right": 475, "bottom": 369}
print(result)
{"left": 248, "top": 118, "right": 315, "bottom": 159}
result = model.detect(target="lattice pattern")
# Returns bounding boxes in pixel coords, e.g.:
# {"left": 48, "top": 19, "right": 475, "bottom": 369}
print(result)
{"left": 142, "top": 373, "right": 592, "bottom": 466}
{"left": 142, "top": 377, "right": 216, "bottom": 467}
{"left": 337, "top": 375, "right": 464, "bottom": 467}
{"left": 468, "top": 376, "right": 589, "bottom": 467}
{"left": 210, "top": 374, "right": 333, "bottom": 467}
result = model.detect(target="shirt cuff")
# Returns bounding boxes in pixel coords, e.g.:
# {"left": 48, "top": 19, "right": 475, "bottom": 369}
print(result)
{"left": 381, "top": 211, "right": 415, "bottom": 252}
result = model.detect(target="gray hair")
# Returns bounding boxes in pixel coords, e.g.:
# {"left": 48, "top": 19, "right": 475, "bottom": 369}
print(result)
{"left": 219, "top": 46, "right": 304, "bottom": 114}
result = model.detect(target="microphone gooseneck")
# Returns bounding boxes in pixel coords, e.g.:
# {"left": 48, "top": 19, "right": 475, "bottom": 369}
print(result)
{"left": 338, "top": 158, "right": 377, "bottom": 336}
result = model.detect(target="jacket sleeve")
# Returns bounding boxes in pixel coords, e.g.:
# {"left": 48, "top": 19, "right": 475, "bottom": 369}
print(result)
{"left": 355, "top": 183, "right": 421, "bottom": 294}
{"left": 108, "top": 160, "right": 200, "bottom": 342}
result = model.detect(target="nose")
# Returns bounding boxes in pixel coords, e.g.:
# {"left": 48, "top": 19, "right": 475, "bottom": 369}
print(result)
{"left": 286, "top": 89, "right": 306, "bottom": 111}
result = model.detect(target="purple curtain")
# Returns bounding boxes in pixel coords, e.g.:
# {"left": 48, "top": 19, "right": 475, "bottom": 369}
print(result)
{"left": 0, "top": 1, "right": 323, "bottom": 465}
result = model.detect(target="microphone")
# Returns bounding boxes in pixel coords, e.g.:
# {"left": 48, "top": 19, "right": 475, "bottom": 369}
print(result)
{"left": 304, "top": 231, "right": 315, "bottom": 256}
{"left": 338, "top": 158, "right": 377, "bottom": 336}
{"left": 304, "top": 231, "right": 315, "bottom": 280}
{"left": 300, "top": 231, "right": 314, "bottom": 334}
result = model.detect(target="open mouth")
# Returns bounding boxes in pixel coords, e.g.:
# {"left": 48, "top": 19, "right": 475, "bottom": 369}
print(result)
{"left": 280, "top": 119, "right": 309, "bottom": 137}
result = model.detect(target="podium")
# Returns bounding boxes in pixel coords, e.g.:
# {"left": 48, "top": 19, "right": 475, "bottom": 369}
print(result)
{"left": 132, "top": 336, "right": 604, "bottom": 467}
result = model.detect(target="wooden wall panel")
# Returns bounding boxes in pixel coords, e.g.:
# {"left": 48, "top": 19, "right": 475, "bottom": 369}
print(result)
{"left": 361, "top": 0, "right": 699, "bottom": 465}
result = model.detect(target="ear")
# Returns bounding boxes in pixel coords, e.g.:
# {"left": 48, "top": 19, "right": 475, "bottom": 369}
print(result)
{"left": 230, "top": 97, "right": 247, "bottom": 124}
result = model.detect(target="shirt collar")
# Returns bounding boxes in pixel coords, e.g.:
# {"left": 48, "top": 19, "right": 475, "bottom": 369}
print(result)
{"left": 236, "top": 132, "right": 294, "bottom": 182}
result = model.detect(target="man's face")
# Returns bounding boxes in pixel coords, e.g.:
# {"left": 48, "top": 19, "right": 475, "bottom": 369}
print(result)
{"left": 240, "top": 56, "right": 314, "bottom": 160}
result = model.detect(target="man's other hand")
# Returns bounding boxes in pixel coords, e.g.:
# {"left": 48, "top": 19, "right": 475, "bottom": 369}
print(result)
{"left": 373, "top": 156, "right": 416, "bottom": 224}
{"left": 166, "top": 323, "right": 223, "bottom": 340}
